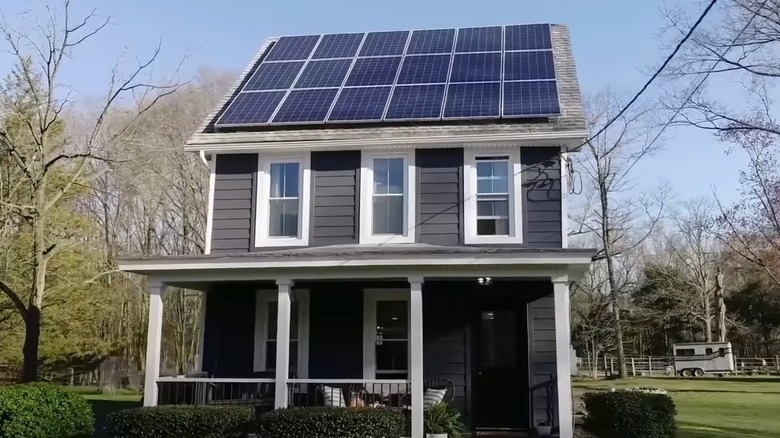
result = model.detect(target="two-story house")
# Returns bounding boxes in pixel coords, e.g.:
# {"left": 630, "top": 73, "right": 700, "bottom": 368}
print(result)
{"left": 119, "top": 24, "right": 595, "bottom": 438}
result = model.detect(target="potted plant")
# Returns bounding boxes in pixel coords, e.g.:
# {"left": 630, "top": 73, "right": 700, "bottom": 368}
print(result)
{"left": 536, "top": 419, "right": 552, "bottom": 436}
{"left": 424, "top": 402, "right": 464, "bottom": 438}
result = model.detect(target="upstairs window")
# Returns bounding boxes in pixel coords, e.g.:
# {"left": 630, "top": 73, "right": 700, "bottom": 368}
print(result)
{"left": 360, "top": 151, "right": 415, "bottom": 243}
{"left": 464, "top": 149, "right": 522, "bottom": 244}
{"left": 256, "top": 155, "right": 310, "bottom": 247}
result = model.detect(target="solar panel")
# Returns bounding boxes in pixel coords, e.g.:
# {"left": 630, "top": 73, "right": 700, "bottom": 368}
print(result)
{"left": 345, "top": 57, "right": 402, "bottom": 86}
{"left": 313, "top": 33, "right": 364, "bottom": 59}
{"left": 328, "top": 86, "right": 392, "bottom": 121}
{"left": 407, "top": 29, "right": 456, "bottom": 54}
{"left": 385, "top": 84, "right": 446, "bottom": 120}
{"left": 244, "top": 62, "right": 305, "bottom": 91}
{"left": 216, "top": 91, "right": 287, "bottom": 126}
{"left": 449, "top": 53, "right": 502, "bottom": 82}
{"left": 503, "top": 80, "right": 560, "bottom": 116}
{"left": 215, "top": 23, "right": 560, "bottom": 127}
{"left": 265, "top": 35, "right": 320, "bottom": 61}
{"left": 397, "top": 54, "right": 451, "bottom": 84}
{"left": 443, "top": 82, "right": 500, "bottom": 118}
{"left": 505, "top": 24, "right": 552, "bottom": 51}
{"left": 271, "top": 88, "right": 339, "bottom": 123}
{"left": 504, "top": 51, "right": 555, "bottom": 81}
{"left": 294, "top": 59, "right": 353, "bottom": 88}
{"left": 455, "top": 26, "right": 503, "bottom": 53}
{"left": 359, "top": 31, "right": 409, "bottom": 56}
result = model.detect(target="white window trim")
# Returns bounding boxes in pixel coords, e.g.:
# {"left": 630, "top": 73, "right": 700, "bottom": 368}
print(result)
{"left": 359, "top": 151, "right": 416, "bottom": 244}
{"left": 253, "top": 289, "right": 310, "bottom": 378}
{"left": 255, "top": 154, "right": 311, "bottom": 247}
{"left": 363, "top": 289, "right": 411, "bottom": 379}
{"left": 463, "top": 148, "right": 523, "bottom": 244}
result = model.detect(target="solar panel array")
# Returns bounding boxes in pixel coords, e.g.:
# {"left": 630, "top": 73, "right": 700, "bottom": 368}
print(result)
{"left": 215, "top": 24, "right": 560, "bottom": 127}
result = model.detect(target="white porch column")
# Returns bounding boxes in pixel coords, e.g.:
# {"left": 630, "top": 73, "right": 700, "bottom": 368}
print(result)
{"left": 553, "top": 276, "right": 574, "bottom": 438}
{"left": 408, "top": 276, "right": 425, "bottom": 438}
{"left": 143, "top": 280, "right": 166, "bottom": 407}
{"left": 274, "top": 278, "right": 293, "bottom": 409}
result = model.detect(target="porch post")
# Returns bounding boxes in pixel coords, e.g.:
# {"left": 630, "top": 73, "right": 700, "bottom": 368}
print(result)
{"left": 553, "top": 276, "right": 574, "bottom": 438}
{"left": 143, "top": 280, "right": 166, "bottom": 407}
{"left": 408, "top": 276, "right": 425, "bottom": 438}
{"left": 274, "top": 278, "right": 293, "bottom": 409}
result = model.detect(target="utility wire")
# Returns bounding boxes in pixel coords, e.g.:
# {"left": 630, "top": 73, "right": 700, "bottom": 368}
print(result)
{"left": 581, "top": 0, "right": 719, "bottom": 147}
{"left": 642, "top": 0, "right": 766, "bottom": 151}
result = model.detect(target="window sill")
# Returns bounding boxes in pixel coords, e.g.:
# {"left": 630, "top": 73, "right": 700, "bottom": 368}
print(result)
{"left": 464, "top": 235, "right": 523, "bottom": 245}
{"left": 359, "top": 234, "right": 415, "bottom": 245}
{"left": 255, "top": 238, "right": 308, "bottom": 248}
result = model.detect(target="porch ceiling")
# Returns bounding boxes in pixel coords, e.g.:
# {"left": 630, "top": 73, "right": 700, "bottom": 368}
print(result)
{"left": 118, "top": 244, "right": 596, "bottom": 287}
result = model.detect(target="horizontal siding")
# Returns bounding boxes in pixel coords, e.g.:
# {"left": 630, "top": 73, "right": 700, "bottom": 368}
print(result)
{"left": 522, "top": 148, "right": 562, "bottom": 248}
{"left": 202, "top": 284, "right": 256, "bottom": 377}
{"left": 211, "top": 154, "right": 257, "bottom": 253}
{"left": 310, "top": 151, "right": 360, "bottom": 246}
{"left": 417, "top": 148, "right": 463, "bottom": 246}
{"left": 529, "top": 290, "right": 557, "bottom": 425}
{"left": 308, "top": 285, "right": 363, "bottom": 378}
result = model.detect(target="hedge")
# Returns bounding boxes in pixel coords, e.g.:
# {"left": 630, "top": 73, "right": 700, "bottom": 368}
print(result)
{"left": 256, "top": 407, "right": 406, "bottom": 438}
{"left": 104, "top": 405, "right": 254, "bottom": 438}
{"left": 0, "top": 382, "right": 94, "bottom": 438}
{"left": 583, "top": 390, "right": 677, "bottom": 438}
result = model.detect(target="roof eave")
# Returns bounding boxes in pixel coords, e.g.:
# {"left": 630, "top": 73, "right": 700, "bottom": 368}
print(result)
{"left": 184, "top": 130, "right": 589, "bottom": 154}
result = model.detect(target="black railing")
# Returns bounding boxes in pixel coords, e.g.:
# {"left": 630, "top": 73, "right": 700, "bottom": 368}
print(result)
{"left": 529, "top": 375, "right": 557, "bottom": 429}
{"left": 287, "top": 380, "right": 410, "bottom": 408}
{"left": 157, "top": 379, "right": 275, "bottom": 412}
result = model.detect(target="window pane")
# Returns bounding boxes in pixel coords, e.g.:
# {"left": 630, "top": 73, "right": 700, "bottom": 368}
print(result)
{"left": 480, "top": 311, "right": 516, "bottom": 367}
{"left": 377, "top": 300, "right": 408, "bottom": 340}
{"left": 477, "top": 199, "right": 509, "bottom": 217}
{"left": 376, "top": 341, "right": 408, "bottom": 371}
{"left": 270, "top": 162, "right": 299, "bottom": 198}
{"left": 373, "top": 158, "right": 404, "bottom": 195}
{"left": 269, "top": 199, "right": 299, "bottom": 237}
{"left": 373, "top": 196, "right": 404, "bottom": 235}
{"left": 476, "top": 160, "right": 508, "bottom": 194}
{"left": 265, "top": 340, "right": 299, "bottom": 373}
{"left": 266, "top": 301, "right": 299, "bottom": 340}
{"left": 477, "top": 218, "right": 509, "bottom": 235}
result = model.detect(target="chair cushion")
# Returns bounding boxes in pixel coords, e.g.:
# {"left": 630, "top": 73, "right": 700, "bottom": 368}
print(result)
{"left": 423, "top": 387, "right": 448, "bottom": 409}
{"left": 321, "top": 385, "right": 346, "bottom": 407}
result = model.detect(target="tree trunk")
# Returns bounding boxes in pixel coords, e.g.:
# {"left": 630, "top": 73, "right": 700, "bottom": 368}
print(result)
{"left": 22, "top": 306, "right": 41, "bottom": 382}
{"left": 704, "top": 301, "right": 713, "bottom": 342}
{"left": 715, "top": 268, "right": 727, "bottom": 342}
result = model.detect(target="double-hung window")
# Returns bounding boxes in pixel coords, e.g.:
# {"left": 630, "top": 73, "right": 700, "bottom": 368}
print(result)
{"left": 363, "top": 290, "right": 410, "bottom": 380}
{"left": 360, "top": 152, "right": 415, "bottom": 243}
{"left": 254, "top": 290, "right": 310, "bottom": 378}
{"left": 464, "top": 149, "right": 522, "bottom": 244}
{"left": 256, "top": 155, "right": 310, "bottom": 247}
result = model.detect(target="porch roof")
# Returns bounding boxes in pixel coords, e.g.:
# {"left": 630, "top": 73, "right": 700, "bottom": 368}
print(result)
{"left": 118, "top": 244, "right": 596, "bottom": 283}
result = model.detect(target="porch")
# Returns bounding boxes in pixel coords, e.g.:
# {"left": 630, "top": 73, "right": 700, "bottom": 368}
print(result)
{"left": 119, "top": 246, "right": 593, "bottom": 438}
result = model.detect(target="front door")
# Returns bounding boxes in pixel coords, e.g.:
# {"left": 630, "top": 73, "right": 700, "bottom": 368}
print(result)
{"left": 472, "top": 299, "right": 529, "bottom": 430}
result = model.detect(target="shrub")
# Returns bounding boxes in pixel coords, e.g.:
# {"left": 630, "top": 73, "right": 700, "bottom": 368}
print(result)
{"left": 0, "top": 382, "right": 94, "bottom": 438}
{"left": 583, "top": 390, "right": 677, "bottom": 438}
{"left": 257, "top": 407, "right": 406, "bottom": 438}
{"left": 104, "top": 405, "right": 254, "bottom": 438}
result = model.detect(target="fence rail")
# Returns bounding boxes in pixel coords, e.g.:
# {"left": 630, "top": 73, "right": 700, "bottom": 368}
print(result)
{"left": 576, "top": 355, "right": 780, "bottom": 377}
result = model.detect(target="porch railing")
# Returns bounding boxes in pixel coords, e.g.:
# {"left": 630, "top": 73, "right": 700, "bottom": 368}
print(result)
{"left": 155, "top": 377, "right": 410, "bottom": 410}
{"left": 287, "top": 379, "right": 411, "bottom": 408}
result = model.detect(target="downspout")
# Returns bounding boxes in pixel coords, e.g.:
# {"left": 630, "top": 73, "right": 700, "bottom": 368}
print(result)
{"left": 199, "top": 150, "right": 209, "bottom": 167}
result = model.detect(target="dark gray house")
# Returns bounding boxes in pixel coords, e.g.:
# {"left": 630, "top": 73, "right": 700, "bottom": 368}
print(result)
{"left": 119, "top": 24, "right": 594, "bottom": 438}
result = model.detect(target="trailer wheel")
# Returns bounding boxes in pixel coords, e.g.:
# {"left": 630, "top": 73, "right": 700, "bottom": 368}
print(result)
{"left": 681, "top": 369, "right": 693, "bottom": 377}
{"left": 693, "top": 368, "right": 705, "bottom": 377}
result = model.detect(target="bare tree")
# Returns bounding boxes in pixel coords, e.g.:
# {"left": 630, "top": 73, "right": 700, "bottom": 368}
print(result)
{"left": 571, "top": 91, "right": 666, "bottom": 378}
{"left": 0, "top": 0, "right": 182, "bottom": 381}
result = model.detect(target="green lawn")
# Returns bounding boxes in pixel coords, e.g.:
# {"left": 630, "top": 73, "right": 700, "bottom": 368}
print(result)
{"left": 80, "top": 392, "right": 141, "bottom": 438}
{"left": 573, "top": 376, "right": 780, "bottom": 438}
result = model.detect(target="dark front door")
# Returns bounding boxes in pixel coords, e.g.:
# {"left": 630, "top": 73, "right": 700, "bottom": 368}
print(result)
{"left": 472, "top": 298, "right": 529, "bottom": 430}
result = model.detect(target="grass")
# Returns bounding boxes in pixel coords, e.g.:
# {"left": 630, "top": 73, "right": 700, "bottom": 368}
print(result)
{"left": 573, "top": 376, "right": 780, "bottom": 438}
{"left": 80, "top": 391, "right": 141, "bottom": 438}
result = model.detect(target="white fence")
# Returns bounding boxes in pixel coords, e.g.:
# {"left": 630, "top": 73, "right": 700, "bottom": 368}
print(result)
{"left": 576, "top": 355, "right": 780, "bottom": 377}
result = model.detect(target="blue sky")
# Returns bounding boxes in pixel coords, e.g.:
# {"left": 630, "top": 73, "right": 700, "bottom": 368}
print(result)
{"left": 1, "top": 0, "right": 746, "bottom": 204}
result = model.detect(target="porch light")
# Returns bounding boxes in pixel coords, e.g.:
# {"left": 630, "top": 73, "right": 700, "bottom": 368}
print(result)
{"left": 477, "top": 277, "right": 493, "bottom": 286}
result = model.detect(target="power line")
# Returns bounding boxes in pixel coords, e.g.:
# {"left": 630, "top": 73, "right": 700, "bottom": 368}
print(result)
{"left": 581, "top": 0, "right": 719, "bottom": 147}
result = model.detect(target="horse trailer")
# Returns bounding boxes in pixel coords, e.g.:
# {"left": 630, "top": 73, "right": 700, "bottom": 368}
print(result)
{"left": 672, "top": 342, "right": 735, "bottom": 377}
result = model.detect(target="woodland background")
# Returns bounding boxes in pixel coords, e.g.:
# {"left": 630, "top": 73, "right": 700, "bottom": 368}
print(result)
{"left": 1, "top": 0, "right": 779, "bottom": 385}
